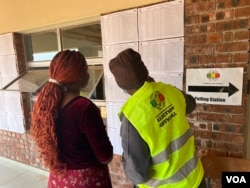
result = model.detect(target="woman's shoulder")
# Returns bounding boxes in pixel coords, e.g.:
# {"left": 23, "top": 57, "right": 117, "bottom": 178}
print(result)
{"left": 70, "top": 96, "right": 94, "bottom": 107}
{"left": 62, "top": 96, "right": 99, "bottom": 117}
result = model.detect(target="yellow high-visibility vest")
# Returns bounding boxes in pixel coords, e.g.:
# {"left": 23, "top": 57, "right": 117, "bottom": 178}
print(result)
{"left": 120, "top": 82, "right": 204, "bottom": 188}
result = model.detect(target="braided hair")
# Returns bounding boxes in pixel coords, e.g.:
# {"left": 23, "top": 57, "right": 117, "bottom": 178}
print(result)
{"left": 30, "top": 50, "right": 88, "bottom": 173}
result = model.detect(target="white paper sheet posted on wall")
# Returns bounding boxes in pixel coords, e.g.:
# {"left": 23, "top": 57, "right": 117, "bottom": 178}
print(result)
{"left": 186, "top": 68, "right": 243, "bottom": 106}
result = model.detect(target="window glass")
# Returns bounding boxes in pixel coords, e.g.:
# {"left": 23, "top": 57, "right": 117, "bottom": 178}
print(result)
{"left": 80, "top": 65, "right": 104, "bottom": 99}
{"left": 61, "top": 23, "right": 102, "bottom": 58}
{"left": 3, "top": 70, "right": 48, "bottom": 93}
{"left": 24, "top": 30, "right": 58, "bottom": 61}
{"left": 2, "top": 69, "right": 105, "bottom": 121}
{"left": 3, "top": 66, "right": 104, "bottom": 100}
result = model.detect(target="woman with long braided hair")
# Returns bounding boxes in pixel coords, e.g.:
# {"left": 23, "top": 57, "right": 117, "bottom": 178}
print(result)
{"left": 31, "top": 50, "right": 113, "bottom": 188}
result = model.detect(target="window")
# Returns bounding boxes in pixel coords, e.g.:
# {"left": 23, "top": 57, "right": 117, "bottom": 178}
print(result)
{"left": 24, "top": 30, "right": 58, "bottom": 62}
{"left": 5, "top": 22, "right": 105, "bottom": 104}
{"left": 3, "top": 70, "right": 48, "bottom": 92}
{"left": 62, "top": 24, "right": 102, "bottom": 59}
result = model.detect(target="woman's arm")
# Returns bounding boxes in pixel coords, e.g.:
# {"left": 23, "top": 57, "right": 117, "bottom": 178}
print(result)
{"left": 82, "top": 102, "right": 113, "bottom": 164}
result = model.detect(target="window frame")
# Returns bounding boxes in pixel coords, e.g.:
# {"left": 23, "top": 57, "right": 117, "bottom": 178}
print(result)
{"left": 3, "top": 22, "right": 106, "bottom": 106}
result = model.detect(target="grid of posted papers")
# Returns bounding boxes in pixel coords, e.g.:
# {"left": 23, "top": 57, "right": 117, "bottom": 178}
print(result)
{"left": 101, "top": 0, "right": 184, "bottom": 154}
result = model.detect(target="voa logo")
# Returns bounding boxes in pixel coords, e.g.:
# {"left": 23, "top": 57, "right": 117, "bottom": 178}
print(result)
{"left": 222, "top": 172, "right": 250, "bottom": 188}
{"left": 226, "top": 176, "right": 246, "bottom": 184}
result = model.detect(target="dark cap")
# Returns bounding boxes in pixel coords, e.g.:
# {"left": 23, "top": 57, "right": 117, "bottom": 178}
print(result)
{"left": 109, "top": 48, "right": 149, "bottom": 90}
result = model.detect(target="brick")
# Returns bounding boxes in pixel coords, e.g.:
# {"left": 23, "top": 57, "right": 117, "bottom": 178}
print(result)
{"left": 207, "top": 23, "right": 216, "bottom": 32}
{"left": 235, "top": 6, "right": 250, "bottom": 18}
{"left": 193, "top": 2, "right": 216, "bottom": 13}
{"left": 233, "top": 53, "right": 249, "bottom": 63}
{"left": 185, "top": 5, "right": 194, "bottom": 15}
{"left": 217, "top": 1, "right": 226, "bottom": 9}
{"left": 215, "top": 54, "right": 232, "bottom": 63}
{"left": 212, "top": 123, "right": 244, "bottom": 134}
{"left": 198, "top": 123, "right": 208, "bottom": 130}
{"left": 206, "top": 10, "right": 234, "bottom": 22}
{"left": 216, "top": 21, "right": 232, "bottom": 32}
{"left": 109, "top": 155, "right": 133, "bottom": 187}
{"left": 216, "top": 41, "right": 249, "bottom": 53}
{"left": 240, "top": 0, "right": 250, "bottom": 6}
{"left": 184, "top": 25, "right": 199, "bottom": 35}
{"left": 185, "top": 44, "right": 214, "bottom": 55}
{"left": 194, "top": 4, "right": 206, "bottom": 12}
{"left": 229, "top": 114, "right": 246, "bottom": 124}
{"left": 212, "top": 141, "right": 243, "bottom": 154}
{"left": 199, "top": 55, "right": 216, "bottom": 64}
{"left": 211, "top": 132, "right": 244, "bottom": 145}
{"left": 234, "top": 30, "right": 249, "bottom": 40}
{"left": 198, "top": 112, "right": 230, "bottom": 123}
{"left": 185, "top": 15, "right": 199, "bottom": 25}
{"left": 199, "top": 24, "right": 207, "bottom": 33}
{"left": 184, "top": 36, "right": 190, "bottom": 45}
{"left": 224, "top": 9, "right": 234, "bottom": 19}
{"left": 189, "top": 55, "right": 199, "bottom": 64}
{"left": 211, "top": 13, "right": 219, "bottom": 22}
{"left": 237, "top": 19, "right": 249, "bottom": 29}
{"left": 199, "top": 139, "right": 213, "bottom": 148}
{"left": 216, "top": 19, "right": 248, "bottom": 32}
{"left": 207, "top": 33, "right": 223, "bottom": 43}
{"left": 224, "top": 31, "right": 233, "bottom": 41}
{"left": 217, "top": 0, "right": 248, "bottom": 9}
{"left": 215, "top": 12, "right": 224, "bottom": 21}
{"left": 201, "top": 14, "right": 210, "bottom": 23}
{"left": 232, "top": 0, "right": 241, "bottom": 7}
{"left": 202, "top": 103, "right": 246, "bottom": 114}
{"left": 190, "top": 34, "right": 206, "bottom": 44}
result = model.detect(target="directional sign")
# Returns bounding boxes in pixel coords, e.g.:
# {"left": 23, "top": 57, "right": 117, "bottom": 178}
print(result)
{"left": 186, "top": 68, "right": 243, "bottom": 105}
{"left": 188, "top": 83, "right": 239, "bottom": 97}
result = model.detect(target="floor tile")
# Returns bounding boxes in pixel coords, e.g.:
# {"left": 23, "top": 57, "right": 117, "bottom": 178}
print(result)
{"left": 0, "top": 156, "right": 49, "bottom": 188}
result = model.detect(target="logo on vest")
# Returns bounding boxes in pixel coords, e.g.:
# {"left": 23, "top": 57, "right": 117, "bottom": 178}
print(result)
{"left": 150, "top": 91, "right": 165, "bottom": 110}
{"left": 156, "top": 104, "right": 177, "bottom": 127}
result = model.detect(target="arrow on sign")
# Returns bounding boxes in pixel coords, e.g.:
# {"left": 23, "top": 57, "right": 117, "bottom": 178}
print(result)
{"left": 188, "top": 82, "right": 239, "bottom": 97}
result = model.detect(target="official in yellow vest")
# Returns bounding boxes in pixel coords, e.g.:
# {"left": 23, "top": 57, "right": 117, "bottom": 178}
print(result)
{"left": 109, "top": 48, "right": 206, "bottom": 188}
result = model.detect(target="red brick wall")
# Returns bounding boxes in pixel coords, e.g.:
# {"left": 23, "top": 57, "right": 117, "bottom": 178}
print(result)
{"left": 0, "top": 130, "right": 46, "bottom": 168}
{"left": 0, "top": 129, "right": 133, "bottom": 187}
{"left": 0, "top": 1, "right": 249, "bottom": 188}
{"left": 184, "top": 0, "right": 249, "bottom": 160}
{"left": 109, "top": 155, "right": 134, "bottom": 188}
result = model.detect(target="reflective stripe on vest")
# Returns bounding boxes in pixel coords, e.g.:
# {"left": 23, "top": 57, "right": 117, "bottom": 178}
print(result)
{"left": 146, "top": 155, "right": 199, "bottom": 187}
{"left": 151, "top": 128, "right": 193, "bottom": 165}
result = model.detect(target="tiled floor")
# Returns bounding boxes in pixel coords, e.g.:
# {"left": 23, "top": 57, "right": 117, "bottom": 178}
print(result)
{"left": 0, "top": 156, "right": 49, "bottom": 188}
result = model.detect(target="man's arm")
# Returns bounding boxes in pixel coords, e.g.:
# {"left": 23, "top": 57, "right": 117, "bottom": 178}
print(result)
{"left": 181, "top": 91, "right": 196, "bottom": 114}
{"left": 120, "top": 116, "right": 150, "bottom": 184}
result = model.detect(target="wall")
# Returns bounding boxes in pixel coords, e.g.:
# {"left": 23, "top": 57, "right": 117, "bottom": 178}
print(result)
{"left": 184, "top": 1, "right": 249, "bottom": 186}
{"left": 185, "top": 0, "right": 249, "bottom": 157}
{"left": 0, "top": 0, "right": 249, "bottom": 188}
{"left": 0, "top": 0, "right": 164, "bottom": 34}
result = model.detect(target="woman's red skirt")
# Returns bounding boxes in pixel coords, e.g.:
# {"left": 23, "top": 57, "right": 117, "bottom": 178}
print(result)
{"left": 48, "top": 164, "right": 112, "bottom": 188}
